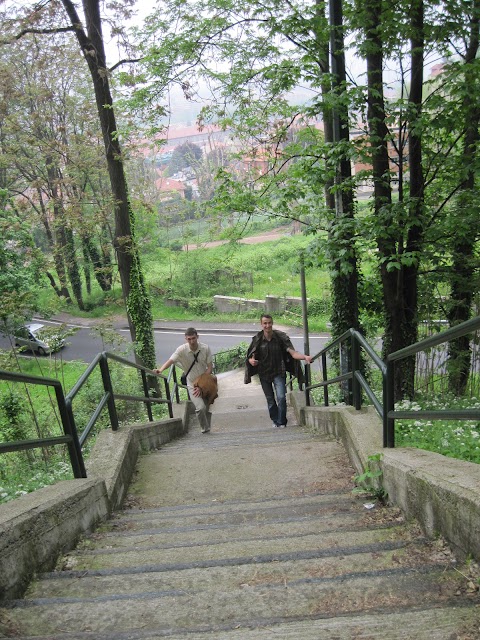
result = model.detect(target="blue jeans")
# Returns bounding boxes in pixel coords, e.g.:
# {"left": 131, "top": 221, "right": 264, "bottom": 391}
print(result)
{"left": 260, "top": 374, "right": 287, "bottom": 426}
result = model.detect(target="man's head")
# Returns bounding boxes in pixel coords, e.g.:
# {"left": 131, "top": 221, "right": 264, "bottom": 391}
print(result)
{"left": 260, "top": 314, "right": 273, "bottom": 337}
{"left": 184, "top": 327, "right": 199, "bottom": 350}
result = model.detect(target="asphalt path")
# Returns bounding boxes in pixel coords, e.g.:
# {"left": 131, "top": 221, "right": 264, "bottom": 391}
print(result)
{"left": 0, "top": 319, "right": 330, "bottom": 369}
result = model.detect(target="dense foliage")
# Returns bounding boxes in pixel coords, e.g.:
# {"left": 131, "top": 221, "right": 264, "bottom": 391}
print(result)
{"left": 0, "top": 1, "right": 478, "bottom": 399}
{"left": 129, "top": 0, "right": 480, "bottom": 400}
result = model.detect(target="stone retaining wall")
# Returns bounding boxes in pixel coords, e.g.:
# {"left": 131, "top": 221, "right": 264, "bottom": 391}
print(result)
{"left": 0, "top": 405, "right": 190, "bottom": 601}
{"left": 290, "top": 392, "right": 480, "bottom": 562}
{"left": 213, "top": 294, "right": 304, "bottom": 314}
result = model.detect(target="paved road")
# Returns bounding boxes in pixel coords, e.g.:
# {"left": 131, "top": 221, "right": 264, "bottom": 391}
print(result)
{"left": 0, "top": 318, "right": 330, "bottom": 368}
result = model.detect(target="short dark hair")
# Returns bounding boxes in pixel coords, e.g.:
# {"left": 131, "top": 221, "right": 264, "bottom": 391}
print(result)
{"left": 260, "top": 314, "right": 273, "bottom": 322}
{"left": 185, "top": 327, "right": 198, "bottom": 337}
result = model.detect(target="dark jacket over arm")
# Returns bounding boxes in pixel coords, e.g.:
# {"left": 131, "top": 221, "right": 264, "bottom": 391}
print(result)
{"left": 244, "top": 330, "right": 305, "bottom": 385}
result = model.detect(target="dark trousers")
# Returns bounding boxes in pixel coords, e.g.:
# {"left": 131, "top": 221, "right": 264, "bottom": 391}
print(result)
{"left": 260, "top": 373, "right": 287, "bottom": 426}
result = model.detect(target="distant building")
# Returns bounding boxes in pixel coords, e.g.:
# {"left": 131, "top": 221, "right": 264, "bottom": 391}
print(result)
{"left": 155, "top": 176, "right": 186, "bottom": 199}
{"left": 159, "top": 124, "right": 231, "bottom": 149}
{"left": 429, "top": 63, "right": 444, "bottom": 78}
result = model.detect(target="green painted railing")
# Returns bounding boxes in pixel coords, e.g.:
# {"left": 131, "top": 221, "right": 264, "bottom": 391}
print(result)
{"left": 0, "top": 352, "right": 173, "bottom": 478}
{"left": 305, "top": 315, "right": 480, "bottom": 447}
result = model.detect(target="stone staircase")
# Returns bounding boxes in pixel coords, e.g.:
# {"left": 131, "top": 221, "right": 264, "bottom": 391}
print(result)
{"left": 0, "top": 371, "right": 479, "bottom": 639}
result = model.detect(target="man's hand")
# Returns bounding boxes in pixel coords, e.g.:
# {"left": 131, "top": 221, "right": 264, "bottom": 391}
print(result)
{"left": 192, "top": 385, "right": 202, "bottom": 397}
{"left": 304, "top": 355, "right": 313, "bottom": 365}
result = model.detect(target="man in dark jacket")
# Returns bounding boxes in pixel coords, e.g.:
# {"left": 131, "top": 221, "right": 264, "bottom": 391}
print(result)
{"left": 245, "top": 314, "right": 312, "bottom": 428}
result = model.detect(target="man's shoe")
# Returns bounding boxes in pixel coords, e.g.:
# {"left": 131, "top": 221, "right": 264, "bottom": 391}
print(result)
{"left": 272, "top": 422, "right": 279, "bottom": 428}
{"left": 278, "top": 424, "right": 286, "bottom": 428}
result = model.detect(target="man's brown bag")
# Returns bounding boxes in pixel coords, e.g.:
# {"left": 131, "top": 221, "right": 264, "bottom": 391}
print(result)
{"left": 193, "top": 373, "right": 218, "bottom": 405}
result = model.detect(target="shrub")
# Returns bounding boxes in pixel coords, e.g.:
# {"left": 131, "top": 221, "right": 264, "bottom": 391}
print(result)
{"left": 214, "top": 342, "right": 249, "bottom": 373}
{"left": 307, "top": 296, "right": 332, "bottom": 316}
{"left": 188, "top": 298, "right": 216, "bottom": 316}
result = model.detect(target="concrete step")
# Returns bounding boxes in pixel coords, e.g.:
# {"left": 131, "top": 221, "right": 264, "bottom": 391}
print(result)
{"left": 80, "top": 494, "right": 376, "bottom": 548}
{"left": 162, "top": 427, "right": 324, "bottom": 451}
{"left": 2, "top": 563, "right": 474, "bottom": 637}
{"left": 212, "top": 389, "right": 267, "bottom": 410}
{"left": 2, "top": 606, "right": 478, "bottom": 639}
{"left": 1, "top": 368, "right": 479, "bottom": 639}
{"left": 115, "top": 487, "right": 362, "bottom": 517}
{"left": 130, "top": 433, "right": 353, "bottom": 507}
{"left": 50, "top": 521, "right": 419, "bottom": 572}
{"left": 25, "top": 543, "right": 439, "bottom": 600}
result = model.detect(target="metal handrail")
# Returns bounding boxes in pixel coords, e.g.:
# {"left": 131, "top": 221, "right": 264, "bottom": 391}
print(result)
{"left": 305, "top": 315, "right": 480, "bottom": 448}
{"left": 0, "top": 352, "right": 175, "bottom": 479}
{"left": 0, "top": 369, "right": 85, "bottom": 478}
{"left": 383, "top": 315, "right": 480, "bottom": 447}
{"left": 65, "top": 352, "right": 174, "bottom": 450}
{"left": 212, "top": 344, "right": 248, "bottom": 374}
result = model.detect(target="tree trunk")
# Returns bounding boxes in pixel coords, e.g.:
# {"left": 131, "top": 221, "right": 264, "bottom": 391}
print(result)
{"left": 328, "top": 0, "right": 359, "bottom": 336}
{"left": 61, "top": 0, "right": 156, "bottom": 368}
{"left": 323, "top": 0, "right": 360, "bottom": 402}
{"left": 401, "top": 0, "right": 425, "bottom": 399}
{"left": 64, "top": 225, "right": 85, "bottom": 310}
{"left": 37, "top": 186, "right": 72, "bottom": 302}
{"left": 84, "top": 235, "right": 112, "bottom": 291}
{"left": 364, "top": 0, "right": 425, "bottom": 401}
{"left": 47, "top": 160, "right": 85, "bottom": 308}
{"left": 447, "top": 2, "right": 480, "bottom": 395}
{"left": 363, "top": 0, "right": 395, "bottom": 356}
{"left": 81, "top": 238, "right": 92, "bottom": 295}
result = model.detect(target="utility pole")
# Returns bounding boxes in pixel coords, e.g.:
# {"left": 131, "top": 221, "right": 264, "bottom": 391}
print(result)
{"left": 300, "top": 254, "right": 311, "bottom": 402}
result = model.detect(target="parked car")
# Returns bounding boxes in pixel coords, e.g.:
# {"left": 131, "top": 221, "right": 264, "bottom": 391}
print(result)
{"left": 14, "top": 323, "right": 65, "bottom": 355}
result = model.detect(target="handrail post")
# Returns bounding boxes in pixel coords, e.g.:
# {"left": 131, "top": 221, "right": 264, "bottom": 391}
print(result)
{"left": 322, "top": 352, "right": 329, "bottom": 406}
{"left": 351, "top": 333, "right": 361, "bottom": 410}
{"left": 100, "top": 353, "right": 119, "bottom": 431}
{"left": 385, "top": 360, "right": 395, "bottom": 447}
{"left": 305, "top": 364, "right": 311, "bottom": 406}
{"left": 163, "top": 376, "right": 174, "bottom": 419}
{"left": 140, "top": 370, "right": 154, "bottom": 422}
{"left": 58, "top": 390, "right": 86, "bottom": 478}
{"left": 339, "top": 338, "right": 350, "bottom": 404}
{"left": 173, "top": 367, "right": 181, "bottom": 404}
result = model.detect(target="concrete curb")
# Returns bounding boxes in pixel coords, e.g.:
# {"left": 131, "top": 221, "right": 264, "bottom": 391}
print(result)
{"left": 33, "top": 313, "right": 322, "bottom": 337}
{"left": 290, "top": 392, "right": 480, "bottom": 561}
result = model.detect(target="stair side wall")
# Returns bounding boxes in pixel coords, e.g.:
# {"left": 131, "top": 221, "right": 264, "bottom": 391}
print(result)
{"left": 0, "top": 408, "right": 190, "bottom": 601}
{"left": 290, "top": 391, "right": 480, "bottom": 562}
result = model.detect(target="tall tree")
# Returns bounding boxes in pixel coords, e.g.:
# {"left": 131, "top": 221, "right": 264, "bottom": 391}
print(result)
{"left": 0, "top": 33, "right": 114, "bottom": 307}
{"left": 0, "top": 194, "right": 44, "bottom": 329}
{"left": 440, "top": 0, "right": 480, "bottom": 394}
{"left": 2, "top": 1, "right": 156, "bottom": 368}
{"left": 326, "top": 0, "right": 360, "bottom": 374}
{"left": 61, "top": 0, "right": 155, "bottom": 367}
{"left": 133, "top": 0, "right": 361, "bottom": 344}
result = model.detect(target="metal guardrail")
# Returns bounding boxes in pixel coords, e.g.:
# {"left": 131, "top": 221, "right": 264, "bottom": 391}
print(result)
{"left": 0, "top": 340, "right": 303, "bottom": 485}
{"left": 212, "top": 344, "right": 249, "bottom": 374}
{"left": 305, "top": 315, "right": 480, "bottom": 448}
{"left": 0, "top": 369, "right": 85, "bottom": 478}
{"left": 4, "top": 316, "right": 480, "bottom": 479}
{"left": 0, "top": 352, "right": 174, "bottom": 479}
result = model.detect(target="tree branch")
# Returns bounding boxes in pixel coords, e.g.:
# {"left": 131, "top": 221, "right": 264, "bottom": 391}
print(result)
{"left": 109, "top": 57, "right": 143, "bottom": 72}
{"left": 1, "top": 26, "right": 75, "bottom": 45}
